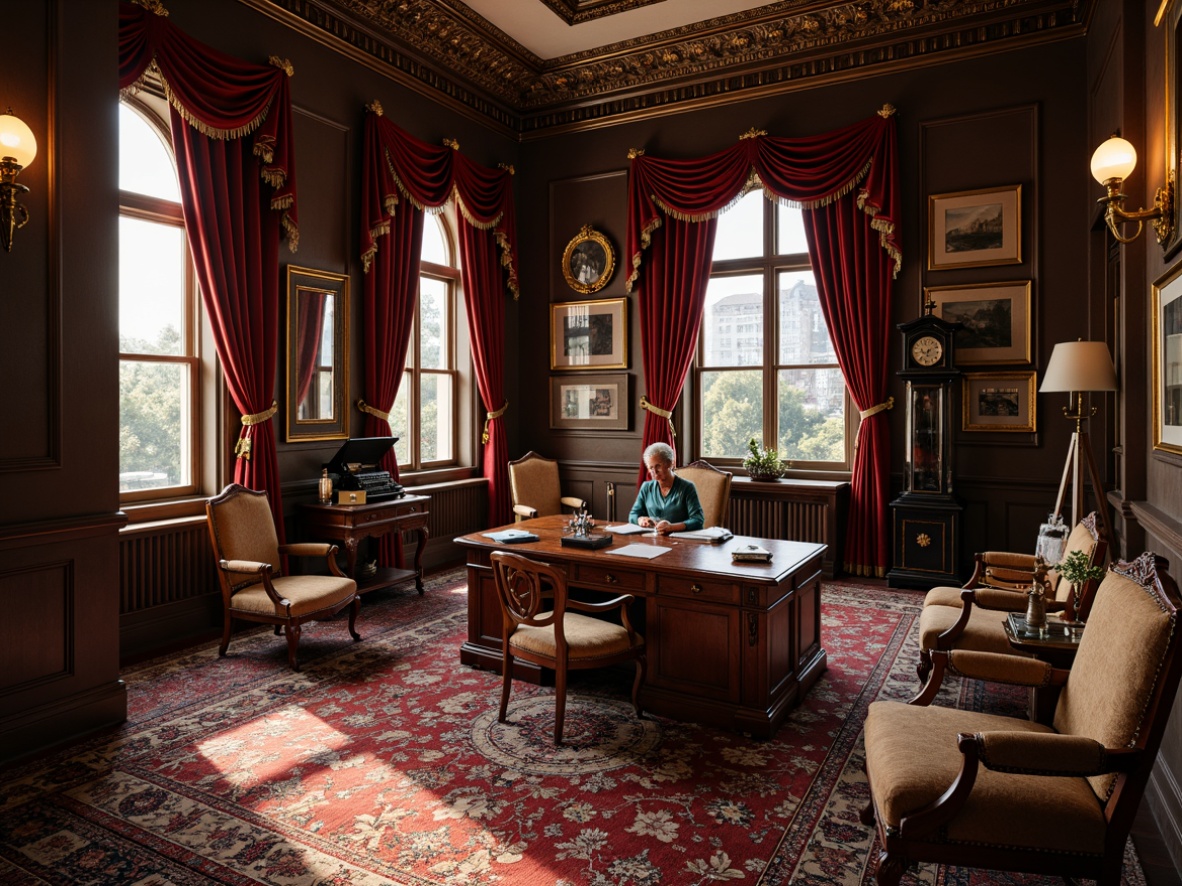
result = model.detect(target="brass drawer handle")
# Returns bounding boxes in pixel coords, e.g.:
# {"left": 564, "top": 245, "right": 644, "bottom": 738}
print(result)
{"left": 691, "top": 583, "right": 703, "bottom": 595}
{"left": 604, "top": 573, "right": 618, "bottom": 584}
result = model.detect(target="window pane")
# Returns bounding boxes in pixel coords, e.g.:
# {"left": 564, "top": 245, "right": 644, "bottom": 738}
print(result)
{"left": 777, "top": 203, "right": 809, "bottom": 256}
{"left": 120, "top": 216, "right": 186, "bottom": 355}
{"left": 119, "top": 104, "right": 180, "bottom": 202}
{"left": 120, "top": 360, "right": 190, "bottom": 489}
{"left": 778, "top": 270, "right": 835, "bottom": 365}
{"left": 420, "top": 277, "right": 448, "bottom": 369}
{"left": 712, "top": 190, "right": 765, "bottom": 261}
{"left": 390, "top": 375, "right": 410, "bottom": 465}
{"left": 421, "top": 214, "right": 448, "bottom": 265}
{"left": 420, "top": 372, "right": 454, "bottom": 462}
{"left": 778, "top": 368, "right": 846, "bottom": 460}
{"left": 700, "top": 369, "right": 762, "bottom": 458}
{"left": 702, "top": 275, "right": 763, "bottom": 367}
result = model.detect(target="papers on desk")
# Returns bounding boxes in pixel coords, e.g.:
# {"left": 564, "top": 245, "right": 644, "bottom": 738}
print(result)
{"left": 606, "top": 543, "right": 671, "bottom": 560}
{"left": 603, "top": 523, "right": 650, "bottom": 535}
{"left": 482, "top": 529, "right": 539, "bottom": 544}
{"left": 669, "top": 526, "right": 734, "bottom": 543}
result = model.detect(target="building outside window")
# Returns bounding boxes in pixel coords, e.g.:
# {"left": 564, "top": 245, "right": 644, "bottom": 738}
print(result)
{"left": 696, "top": 191, "right": 850, "bottom": 470}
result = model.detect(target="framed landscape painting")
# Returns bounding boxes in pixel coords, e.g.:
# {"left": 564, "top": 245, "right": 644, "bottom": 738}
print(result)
{"left": 550, "top": 298, "right": 628, "bottom": 371}
{"left": 1152, "top": 263, "right": 1182, "bottom": 455}
{"left": 928, "top": 185, "right": 1021, "bottom": 270}
{"left": 927, "top": 281, "right": 1031, "bottom": 365}
{"left": 962, "top": 371, "right": 1037, "bottom": 433}
{"left": 550, "top": 373, "right": 630, "bottom": 430}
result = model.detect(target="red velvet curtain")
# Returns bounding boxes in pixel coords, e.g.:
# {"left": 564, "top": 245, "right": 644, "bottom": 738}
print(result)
{"left": 626, "top": 111, "right": 900, "bottom": 575}
{"left": 361, "top": 109, "right": 518, "bottom": 530}
{"left": 295, "top": 291, "right": 325, "bottom": 408}
{"left": 119, "top": 2, "right": 299, "bottom": 536}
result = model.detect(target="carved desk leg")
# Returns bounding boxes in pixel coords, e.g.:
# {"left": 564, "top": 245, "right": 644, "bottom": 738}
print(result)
{"left": 412, "top": 526, "right": 429, "bottom": 594}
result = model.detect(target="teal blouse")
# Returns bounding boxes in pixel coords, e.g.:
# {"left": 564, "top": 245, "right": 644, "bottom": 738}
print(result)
{"left": 628, "top": 475, "right": 704, "bottom": 531}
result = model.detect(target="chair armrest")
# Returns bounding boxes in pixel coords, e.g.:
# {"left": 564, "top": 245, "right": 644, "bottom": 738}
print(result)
{"left": 219, "top": 559, "right": 271, "bottom": 574}
{"left": 567, "top": 594, "right": 635, "bottom": 613}
{"left": 965, "top": 587, "right": 1031, "bottom": 612}
{"left": 280, "top": 542, "right": 335, "bottom": 558}
{"left": 513, "top": 503, "right": 538, "bottom": 519}
{"left": 561, "top": 496, "right": 587, "bottom": 510}
{"left": 910, "top": 649, "right": 1065, "bottom": 706}
{"left": 972, "top": 731, "right": 1140, "bottom": 777}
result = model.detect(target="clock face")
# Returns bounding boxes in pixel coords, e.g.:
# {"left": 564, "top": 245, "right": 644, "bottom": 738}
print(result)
{"left": 910, "top": 335, "right": 944, "bottom": 367}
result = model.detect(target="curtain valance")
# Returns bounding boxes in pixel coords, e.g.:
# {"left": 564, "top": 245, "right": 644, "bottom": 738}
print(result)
{"left": 118, "top": 1, "right": 298, "bottom": 248}
{"left": 627, "top": 111, "right": 900, "bottom": 291}
{"left": 361, "top": 111, "right": 519, "bottom": 299}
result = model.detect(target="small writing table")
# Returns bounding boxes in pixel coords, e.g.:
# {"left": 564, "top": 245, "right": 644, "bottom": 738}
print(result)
{"left": 301, "top": 494, "right": 429, "bottom": 594}
{"left": 1004, "top": 612, "right": 1082, "bottom": 722}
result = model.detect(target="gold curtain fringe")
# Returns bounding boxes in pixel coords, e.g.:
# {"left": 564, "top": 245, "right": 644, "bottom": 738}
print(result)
{"left": 495, "top": 231, "right": 520, "bottom": 300}
{"left": 367, "top": 99, "right": 384, "bottom": 116}
{"left": 482, "top": 401, "right": 508, "bottom": 445}
{"left": 625, "top": 215, "right": 662, "bottom": 293}
{"left": 161, "top": 70, "right": 276, "bottom": 142}
{"left": 361, "top": 221, "right": 390, "bottom": 273}
{"left": 253, "top": 133, "right": 278, "bottom": 167}
{"left": 845, "top": 562, "right": 888, "bottom": 578}
{"left": 356, "top": 398, "right": 392, "bottom": 423}
{"left": 268, "top": 56, "right": 294, "bottom": 77}
{"left": 130, "top": 0, "right": 169, "bottom": 15}
{"left": 279, "top": 211, "right": 298, "bottom": 253}
{"left": 443, "top": 137, "right": 460, "bottom": 151}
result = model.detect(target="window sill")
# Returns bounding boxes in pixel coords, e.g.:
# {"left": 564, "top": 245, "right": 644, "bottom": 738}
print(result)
{"left": 120, "top": 495, "right": 209, "bottom": 525}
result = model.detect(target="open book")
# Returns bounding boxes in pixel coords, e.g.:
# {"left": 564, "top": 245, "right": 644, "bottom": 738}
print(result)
{"left": 603, "top": 523, "right": 651, "bottom": 535}
{"left": 669, "top": 526, "right": 734, "bottom": 543}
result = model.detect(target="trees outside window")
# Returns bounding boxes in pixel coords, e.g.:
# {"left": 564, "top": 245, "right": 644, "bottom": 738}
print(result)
{"left": 696, "top": 192, "right": 850, "bottom": 470}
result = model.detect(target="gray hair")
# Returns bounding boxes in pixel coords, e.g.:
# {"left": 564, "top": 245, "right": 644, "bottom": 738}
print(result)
{"left": 643, "top": 442, "right": 675, "bottom": 466}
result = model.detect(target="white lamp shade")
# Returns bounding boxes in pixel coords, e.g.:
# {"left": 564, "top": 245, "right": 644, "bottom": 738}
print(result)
{"left": 1040, "top": 340, "right": 1118, "bottom": 393}
{"left": 1090, "top": 136, "right": 1137, "bottom": 185}
{"left": 0, "top": 114, "right": 36, "bottom": 169}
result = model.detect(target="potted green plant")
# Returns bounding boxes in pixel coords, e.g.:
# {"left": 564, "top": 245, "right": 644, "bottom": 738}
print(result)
{"left": 1055, "top": 549, "right": 1105, "bottom": 624}
{"left": 743, "top": 437, "right": 787, "bottom": 482}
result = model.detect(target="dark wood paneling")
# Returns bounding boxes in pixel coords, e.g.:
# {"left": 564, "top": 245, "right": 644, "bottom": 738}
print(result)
{"left": 549, "top": 171, "right": 628, "bottom": 301}
{"left": 0, "top": 561, "right": 70, "bottom": 690}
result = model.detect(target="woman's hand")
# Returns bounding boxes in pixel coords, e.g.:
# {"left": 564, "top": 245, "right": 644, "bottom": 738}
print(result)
{"left": 637, "top": 516, "right": 654, "bottom": 528}
{"left": 654, "top": 520, "right": 675, "bottom": 535}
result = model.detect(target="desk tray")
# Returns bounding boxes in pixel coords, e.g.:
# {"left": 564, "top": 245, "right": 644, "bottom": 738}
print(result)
{"left": 561, "top": 534, "right": 613, "bottom": 550}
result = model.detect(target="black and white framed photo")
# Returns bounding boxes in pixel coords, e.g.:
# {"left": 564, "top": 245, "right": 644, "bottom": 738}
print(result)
{"left": 550, "top": 297, "right": 628, "bottom": 371}
{"left": 928, "top": 185, "right": 1022, "bottom": 270}
{"left": 550, "top": 373, "right": 630, "bottom": 430}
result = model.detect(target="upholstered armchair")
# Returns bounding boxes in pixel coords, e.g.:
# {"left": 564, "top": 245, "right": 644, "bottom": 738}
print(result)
{"left": 490, "top": 550, "right": 645, "bottom": 745}
{"left": 206, "top": 483, "right": 360, "bottom": 671}
{"left": 860, "top": 553, "right": 1182, "bottom": 886}
{"left": 508, "top": 451, "right": 587, "bottom": 522}
{"left": 676, "top": 459, "right": 733, "bottom": 528}
{"left": 916, "top": 512, "right": 1105, "bottom": 680}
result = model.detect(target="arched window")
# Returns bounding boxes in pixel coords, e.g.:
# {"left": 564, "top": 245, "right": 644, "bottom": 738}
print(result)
{"left": 118, "top": 97, "right": 204, "bottom": 501}
{"left": 695, "top": 191, "right": 852, "bottom": 472}
{"left": 389, "top": 212, "right": 465, "bottom": 470}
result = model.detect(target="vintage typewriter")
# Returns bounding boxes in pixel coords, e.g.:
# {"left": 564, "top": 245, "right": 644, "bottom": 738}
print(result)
{"left": 323, "top": 436, "right": 404, "bottom": 502}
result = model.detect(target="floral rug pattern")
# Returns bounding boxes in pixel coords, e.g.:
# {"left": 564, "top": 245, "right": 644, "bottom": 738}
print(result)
{"left": 0, "top": 571, "right": 1145, "bottom": 885}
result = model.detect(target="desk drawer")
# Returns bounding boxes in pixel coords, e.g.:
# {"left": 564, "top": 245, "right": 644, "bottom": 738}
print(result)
{"left": 572, "top": 563, "right": 646, "bottom": 593}
{"left": 658, "top": 575, "right": 738, "bottom": 604}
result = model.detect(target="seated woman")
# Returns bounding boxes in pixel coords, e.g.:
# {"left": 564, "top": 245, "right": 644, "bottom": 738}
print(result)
{"left": 628, "top": 442, "right": 704, "bottom": 535}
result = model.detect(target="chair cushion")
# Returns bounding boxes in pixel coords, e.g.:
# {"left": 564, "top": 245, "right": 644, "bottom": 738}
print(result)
{"left": 509, "top": 454, "right": 563, "bottom": 518}
{"left": 864, "top": 700, "right": 1107, "bottom": 853}
{"left": 230, "top": 574, "right": 356, "bottom": 618}
{"left": 922, "top": 586, "right": 965, "bottom": 608}
{"left": 918, "top": 603, "right": 1017, "bottom": 655}
{"left": 510, "top": 612, "right": 640, "bottom": 662}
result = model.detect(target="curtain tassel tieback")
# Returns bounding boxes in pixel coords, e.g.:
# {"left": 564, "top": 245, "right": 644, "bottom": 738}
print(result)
{"left": 640, "top": 395, "right": 676, "bottom": 440}
{"left": 854, "top": 396, "right": 894, "bottom": 449}
{"left": 234, "top": 400, "right": 279, "bottom": 460}
{"left": 483, "top": 401, "right": 508, "bottom": 445}
{"left": 357, "top": 398, "right": 393, "bottom": 424}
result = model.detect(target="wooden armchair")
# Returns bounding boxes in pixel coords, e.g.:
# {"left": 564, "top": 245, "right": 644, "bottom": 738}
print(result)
{"left": 675, "top": 459, "right": 733, "bottom": 528}
{"left": 861, "top": 553, "right": 1182, "bottom": 885}
{"left": 916, "top": 512, "right": 1105, "bottom": 680}
{"left": 205, "top": 483, "right": 360, "bottom": 671}
{"left": 508, "top": 451, "right": 586, "bottom": 521}
{"left": 490, "top": 550, "right": 645, "bottom": 745}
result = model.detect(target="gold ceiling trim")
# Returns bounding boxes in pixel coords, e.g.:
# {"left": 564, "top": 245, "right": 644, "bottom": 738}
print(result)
{"left": 538, "top": 0, "right": 669, "bottom": 26}
{"left": 262, "top": 0, "right": 1089, "bottom": 135}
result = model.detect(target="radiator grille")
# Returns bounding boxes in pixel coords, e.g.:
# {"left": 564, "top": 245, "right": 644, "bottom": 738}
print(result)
{"left": 730, "top": 496, "right": 828, "bottom": 545}
{"left": 410, "top": 479, "right": 486, "bottom": 541}
{"left": 119, "top": 519, "right": 217, "bottom": 615}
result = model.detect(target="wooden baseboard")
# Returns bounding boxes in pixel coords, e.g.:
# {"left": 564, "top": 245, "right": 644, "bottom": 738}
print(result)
{"left": 1145, "top": 756, "right": 1182, "bottom": 875}
{"left": 0, "top": 680, "right": 127, "bottom": 764}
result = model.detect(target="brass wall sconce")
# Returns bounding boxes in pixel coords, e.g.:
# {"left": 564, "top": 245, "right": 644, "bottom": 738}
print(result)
{"left": 0, "top": 109, "right": 37, "bottom": 253}
{"left": 1090, "top": 135, "right": 1174, "bottom": 245}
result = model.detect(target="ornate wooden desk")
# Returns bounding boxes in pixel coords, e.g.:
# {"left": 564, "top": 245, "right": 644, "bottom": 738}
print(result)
{"left": 456, "top": 515, "right": 827, "bottom": 738}
{"left": 300, "top": 494, "right": 429, "bottom": 594}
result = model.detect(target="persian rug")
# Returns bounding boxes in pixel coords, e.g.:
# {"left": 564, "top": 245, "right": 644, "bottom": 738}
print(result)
{"left": 0, "top": 570, "right": 1146, "bottom": 886}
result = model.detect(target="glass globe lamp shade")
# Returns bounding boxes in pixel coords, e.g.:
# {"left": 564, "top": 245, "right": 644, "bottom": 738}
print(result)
{"left": 1090, "top": 136, "right": 1137, "bottom": 186}
{"left": 0, "top": 114, "right": 37, "bottom": 169}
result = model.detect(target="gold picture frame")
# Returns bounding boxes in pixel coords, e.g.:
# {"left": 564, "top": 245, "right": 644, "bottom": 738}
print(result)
{"left": 550, "top": 298, "right": 628, "bottom": 371}
{"left": 962, "top": 371, "right": 1037, "bottom": 433}
{"left": 927, "top": 280, "right": 1032, "bottom": 366}
{"left": 562, "top": 225, "right": 615, "bottom": 294}
{"left": 928, "top": 185, "right": 1022, "bottom": 270}
{"left": 285, "top": 265, "right": 349, "bottom": 442}
{"left": 1152, "top": 262, "right": 1182, "bottom": 455}
{"left": 550, "top": 373, "right": 630, "bottom": 430}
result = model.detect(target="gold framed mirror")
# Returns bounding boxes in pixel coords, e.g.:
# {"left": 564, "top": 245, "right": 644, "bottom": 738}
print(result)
{"left": 285, "top": 265, "right": 349, "bottom": 441}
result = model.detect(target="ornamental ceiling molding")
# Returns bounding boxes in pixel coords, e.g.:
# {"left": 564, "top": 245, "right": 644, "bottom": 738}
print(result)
{"left": 538, "top": 0, "right": 669, "bottom": 26}
{"left": 254, "top": 0, "right": 1087, "bottom": 135}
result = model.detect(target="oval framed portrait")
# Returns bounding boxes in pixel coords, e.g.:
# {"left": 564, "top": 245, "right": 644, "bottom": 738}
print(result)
{"left": 562, "top": 225, "right": 615, "bottom": 295}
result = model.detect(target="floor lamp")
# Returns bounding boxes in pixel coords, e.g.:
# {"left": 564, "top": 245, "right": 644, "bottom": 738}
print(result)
{"left": 1039, "top": 340, "right": 1118, "bottom": 552}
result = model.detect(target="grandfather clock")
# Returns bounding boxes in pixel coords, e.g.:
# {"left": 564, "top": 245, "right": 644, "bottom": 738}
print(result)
{"left": 887, "top": 305, "right": 964, "bottom": 589}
